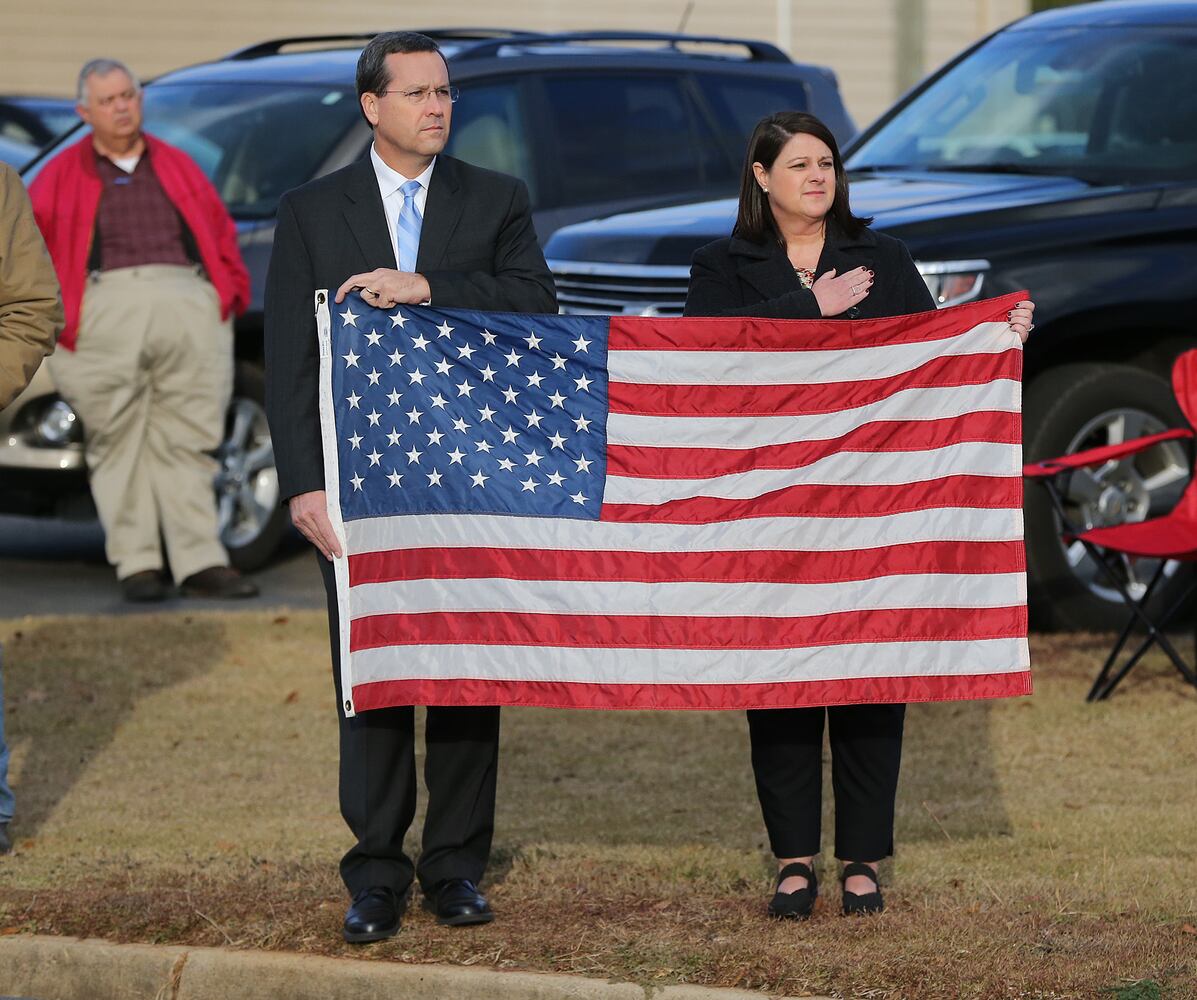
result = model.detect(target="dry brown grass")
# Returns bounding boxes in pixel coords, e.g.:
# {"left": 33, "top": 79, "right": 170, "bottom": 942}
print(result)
{"left": 0, "top": 612, "right": 1193, "bottom": 999}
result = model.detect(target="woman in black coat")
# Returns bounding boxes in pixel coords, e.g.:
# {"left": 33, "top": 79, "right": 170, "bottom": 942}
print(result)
{"left": 684, "top": 111, "right": 1034, "bottom": 920}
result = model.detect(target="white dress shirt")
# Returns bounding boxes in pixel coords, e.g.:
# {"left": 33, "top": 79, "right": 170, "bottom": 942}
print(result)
{"left": 370, "top": 145, "right": 435, "bottom": 271}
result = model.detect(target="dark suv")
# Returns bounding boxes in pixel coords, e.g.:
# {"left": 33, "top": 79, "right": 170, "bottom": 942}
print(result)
{"left": 542, "top": 0, "right": 1197, "bottom": 631}
{"left": 5, "top": 28, "right": 853, "bottom": 569}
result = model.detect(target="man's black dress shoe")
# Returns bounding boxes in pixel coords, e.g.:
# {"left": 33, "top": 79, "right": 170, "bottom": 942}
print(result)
{"left": 423, "top": 878, "right": 494, "bottom": 926}
{"left": 122, "top": 569, "right": 168, "bottom": 603}
{"left": 343, "top": 886, "right": 403, "bottom": 943}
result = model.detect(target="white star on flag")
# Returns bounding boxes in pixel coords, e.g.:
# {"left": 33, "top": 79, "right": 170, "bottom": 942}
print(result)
{"left": 342, "top": 349, "right": 360, "bottom": 368}
{"left": 349, "top": 473, "right": 363, "bottom": 490}
{"left": 340, "top": 308, "right": 358, "bottom": 327}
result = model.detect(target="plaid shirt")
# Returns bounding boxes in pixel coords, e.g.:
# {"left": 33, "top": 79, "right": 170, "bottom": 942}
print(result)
{"left": 93, "top": 148, "right": 192, "bottom": 271}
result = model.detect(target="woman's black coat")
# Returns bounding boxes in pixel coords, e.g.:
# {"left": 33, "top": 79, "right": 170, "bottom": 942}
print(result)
{"left": 683, "top": 220, "right": 935, "bottom": 319}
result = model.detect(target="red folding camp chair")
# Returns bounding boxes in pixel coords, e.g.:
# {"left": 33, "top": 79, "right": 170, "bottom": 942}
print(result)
{"left": 1024, "top": 349, "right": 1197, "bottom": 701}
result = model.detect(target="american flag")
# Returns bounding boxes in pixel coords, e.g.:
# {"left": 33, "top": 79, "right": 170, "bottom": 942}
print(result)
{"left": 315, "top": 291, "right": 1031, "bottom": 717}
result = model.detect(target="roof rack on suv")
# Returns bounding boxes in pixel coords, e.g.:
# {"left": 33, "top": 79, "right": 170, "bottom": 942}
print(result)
{"left": 223, "top": 29, "right": 546, "bottom": 61}
{"left": 451, "top": 30, "right": 792, "bottom": 64}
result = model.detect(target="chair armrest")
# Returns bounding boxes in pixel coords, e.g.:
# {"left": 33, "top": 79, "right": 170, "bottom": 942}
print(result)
{"left": 1023, "top": 428, "right": 1194, "bottom": 479}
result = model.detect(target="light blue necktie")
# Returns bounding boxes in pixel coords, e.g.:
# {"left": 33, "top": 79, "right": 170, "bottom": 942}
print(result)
{"left": 396, "top": 179, "right": 423, "bottom": 273}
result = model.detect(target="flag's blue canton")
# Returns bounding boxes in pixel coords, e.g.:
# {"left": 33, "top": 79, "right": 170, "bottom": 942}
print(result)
{"left": 331, "top": 304, "right": 610, "bottom": 522}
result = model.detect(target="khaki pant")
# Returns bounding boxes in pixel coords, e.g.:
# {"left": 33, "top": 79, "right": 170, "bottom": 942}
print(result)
{"left": 49, "top": 265, "right": 233, "bottom": 582}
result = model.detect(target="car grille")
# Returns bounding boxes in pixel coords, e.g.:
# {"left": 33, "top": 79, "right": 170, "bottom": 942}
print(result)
{"left": 548, "top": 260, "right": 691, "bottom": 316}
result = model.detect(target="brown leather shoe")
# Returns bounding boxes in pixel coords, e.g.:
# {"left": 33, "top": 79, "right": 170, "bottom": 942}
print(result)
{"left": 179, "top": 565, "right": 258, "bottom": 599}
{"left": 122, "top": 569, "right": 169, "bottom": 602}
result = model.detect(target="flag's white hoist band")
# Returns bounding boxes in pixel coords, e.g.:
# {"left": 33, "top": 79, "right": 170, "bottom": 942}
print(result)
{"left": 315, "top": 291, "right": 356, "bottom": 715}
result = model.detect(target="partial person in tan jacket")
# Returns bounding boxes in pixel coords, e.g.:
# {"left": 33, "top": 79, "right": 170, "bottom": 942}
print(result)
{"left": 0, "top": 162, "right": 62, "bottom": 857}
{"left": 0, "top": 162, "right": 61, "bottom": 411}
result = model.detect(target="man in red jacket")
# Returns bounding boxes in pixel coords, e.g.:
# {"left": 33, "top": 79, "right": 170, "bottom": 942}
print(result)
{"left": 31, "top": 58, "right": 257, "bottom": 601}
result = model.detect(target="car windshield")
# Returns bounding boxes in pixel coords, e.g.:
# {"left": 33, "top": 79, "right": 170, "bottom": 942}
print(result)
{"left": 847, "top": 26, "right": 1197, "bottom": 183}
{"left": 140, "top": 81, "right": 367, "bottom": 218}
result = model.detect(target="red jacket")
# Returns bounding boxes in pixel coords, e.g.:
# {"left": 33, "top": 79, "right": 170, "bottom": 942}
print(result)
{"left": 29, "top": 133, "right": 250, "bottom": 351}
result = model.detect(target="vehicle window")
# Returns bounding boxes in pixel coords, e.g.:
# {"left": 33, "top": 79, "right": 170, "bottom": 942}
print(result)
{"left": 696, "top": 74, "right": 810, "bottom": 150}
{"left": 848, "top": 27, "right": 1197, "bottom": 182}
{"left": 443, "top": 80, "right": 536, "bottom": 204}
{"left": 140, "top": 83, "right": 368, "bottom": 218}
{"left": 540, "top": 73, "right": 725, "bottom": 205}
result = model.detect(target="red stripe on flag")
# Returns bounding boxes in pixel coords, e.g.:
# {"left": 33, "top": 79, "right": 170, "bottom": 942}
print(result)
{"left": 350, "top": 605, "right": 1026, "bottom": 652}
{"left": 608, "top": 349, "right": 1022, "bottom": 417}
{"left": 351, "top": 670, "right": 1033, "bottom": 712}
{"left": 608, "top": 411, "right": 1020, "bottom": 479}
{"left": 608, "top": 292, "right": 1026, "bottom": 353}
{"left": 348, "top": 539, "right": 1026, "bottom": 587}
{"left": 600, "top": 474, "right": 1022, "bottom": 523}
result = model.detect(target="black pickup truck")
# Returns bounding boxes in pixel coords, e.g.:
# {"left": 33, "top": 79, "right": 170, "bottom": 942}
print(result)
{"left": 543, "top": 0, "right": 1197, "bottom": 631}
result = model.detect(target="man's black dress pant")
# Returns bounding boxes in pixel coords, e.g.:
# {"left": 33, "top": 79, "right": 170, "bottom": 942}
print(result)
{"left": 747, "top": 703, "right": 905, "bottom": 861}
{"left": 320, "top": 555, "right": 500, "bottom": 897}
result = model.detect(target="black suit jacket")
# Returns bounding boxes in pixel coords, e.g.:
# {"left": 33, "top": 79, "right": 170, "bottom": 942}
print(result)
{"left": 264, "top": 153, "right": 557, "bottom": 501}
{"left": 683, "top": 220, "right": 934, "bottom": 321}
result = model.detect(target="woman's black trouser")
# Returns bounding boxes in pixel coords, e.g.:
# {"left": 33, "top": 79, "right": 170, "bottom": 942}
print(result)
{"left": 747, "top": 703, "right": 906, "bottom": 860}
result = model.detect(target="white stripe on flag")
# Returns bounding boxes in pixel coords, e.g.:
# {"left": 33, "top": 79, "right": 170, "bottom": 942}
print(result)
{"left": 344, "top": 506, "right": 1025, "bottom": 554}
{"left": 607, "top": 380, "right": 1021, "bottom": 448}
{"left": 603, "top": 441, "right": 1021, "bottom": 504}
{"left": 609, "top": 321, "right": 1013, "bottom": 385}
{"left": 350, "top": 637, "right": 1031, "bottom": 687}
{"left": 348, "top": 572, "right": 1026, "bottom": 621}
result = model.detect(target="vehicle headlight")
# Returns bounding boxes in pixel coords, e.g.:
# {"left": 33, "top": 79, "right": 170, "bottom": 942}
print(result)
{"left": 36, "top": 399, "right": 81, "bottom": 445}
{"left": 915, "top": 259, "right": 990, "bottom": 308}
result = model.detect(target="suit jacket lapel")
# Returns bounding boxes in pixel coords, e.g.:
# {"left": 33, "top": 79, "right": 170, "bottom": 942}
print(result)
{"left": 416, "top": 156, "right": 464, "bottom": 272}
{"left": 342, "top": 158, "right": 396, "bottom": 270}
{"left": 731, "top": 237, "right": 801, "bottom": 301}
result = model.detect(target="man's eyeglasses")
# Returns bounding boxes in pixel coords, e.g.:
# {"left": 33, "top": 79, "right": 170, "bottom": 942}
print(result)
{"left": 379, "top": 86, "right": 460, "bottom": 105}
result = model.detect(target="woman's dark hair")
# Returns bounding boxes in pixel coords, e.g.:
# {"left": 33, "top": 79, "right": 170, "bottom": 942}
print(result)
{"left": 355, "top": 31, "right": 446, "bottom": 123}
{"left": 733, "top": 111, "right": 872, "bottom": 244}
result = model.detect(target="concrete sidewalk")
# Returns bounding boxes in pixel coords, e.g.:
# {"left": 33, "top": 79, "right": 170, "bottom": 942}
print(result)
{"left": 0, "top": 935, "right": 823, "bottom": 1000}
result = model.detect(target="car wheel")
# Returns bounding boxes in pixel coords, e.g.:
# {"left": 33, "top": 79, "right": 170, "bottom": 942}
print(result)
{"left": 215, "top": 361, "right": 288, "bottom": 571}
{"left": 1023, "top": 363, "right": 1192, "bottom": 631}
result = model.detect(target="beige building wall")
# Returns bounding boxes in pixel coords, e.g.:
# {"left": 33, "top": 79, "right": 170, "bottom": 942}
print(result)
{"left": 1, "top": 0, "right": 1028, "bottom": 127}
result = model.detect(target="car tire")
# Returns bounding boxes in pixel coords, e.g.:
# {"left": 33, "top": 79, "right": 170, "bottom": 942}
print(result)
{"left": 216, "top": 361, "right": 288, "bottom": 572}
{"left": 1023, "top": 362, "right": 1192, "bottom": 632}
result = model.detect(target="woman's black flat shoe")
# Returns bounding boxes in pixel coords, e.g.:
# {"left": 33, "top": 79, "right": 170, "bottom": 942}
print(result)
{"left": 840, "top": 861, "right": 884, "bottom": 916}
{"left": 768, "top": 861, "right": 818, "bottom": 920}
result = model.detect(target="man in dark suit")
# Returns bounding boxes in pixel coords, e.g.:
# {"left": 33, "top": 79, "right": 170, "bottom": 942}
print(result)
{"left": 263, "top": 31, "right": 556, "bottom": 944}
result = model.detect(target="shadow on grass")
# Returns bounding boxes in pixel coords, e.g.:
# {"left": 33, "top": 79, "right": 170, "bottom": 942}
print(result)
{"left": 1, "top": 615, "right": 228, "bottom": 837}
{"left": 899, "top": 698, "right": 1012, "bottom": 842}
{"left": 492, "top": 698, "right": 1012, "bottom": 859}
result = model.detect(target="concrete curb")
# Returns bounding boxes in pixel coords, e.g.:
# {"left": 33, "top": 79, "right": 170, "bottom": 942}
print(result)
{"left": 0, "top": 935, "right": 825, "bottom": 1000}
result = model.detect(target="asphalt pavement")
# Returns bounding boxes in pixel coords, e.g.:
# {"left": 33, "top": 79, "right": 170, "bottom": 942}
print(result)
{"left": 0, "top": 514, "right": 324, "bottom": 618}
